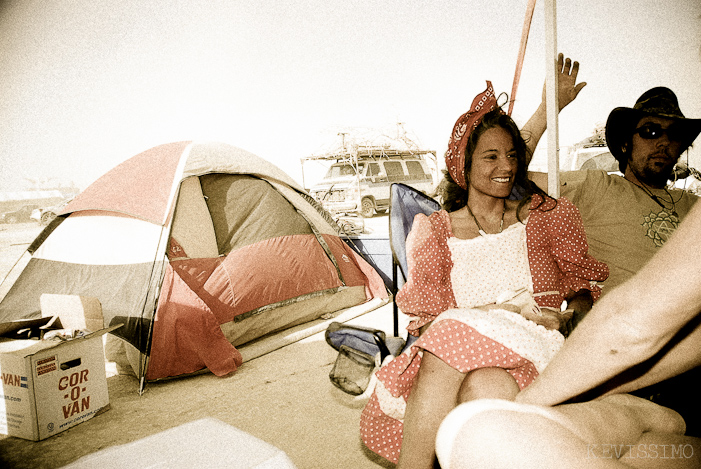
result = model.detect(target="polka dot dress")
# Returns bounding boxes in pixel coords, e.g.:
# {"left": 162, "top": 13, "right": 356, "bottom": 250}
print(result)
{"left": 448, "top": 221, "right": 532, "bottom": 308}
{"left": 360, "top": 196, "right": 609, "bottom": 464}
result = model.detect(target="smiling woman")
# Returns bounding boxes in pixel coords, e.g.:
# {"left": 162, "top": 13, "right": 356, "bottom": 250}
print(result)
{"left": 467, "top": 126, "right": 519, "bottom": 200}
{"left": 359, "top": 79, "right": 609, "bottom": 469}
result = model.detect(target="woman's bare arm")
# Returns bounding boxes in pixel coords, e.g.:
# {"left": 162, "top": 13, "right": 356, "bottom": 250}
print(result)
{"left": 522, "top": 53, "right": 587, "bottom": 192}
{"left": 522, "top": 53, "right": 586, "bottom": 160}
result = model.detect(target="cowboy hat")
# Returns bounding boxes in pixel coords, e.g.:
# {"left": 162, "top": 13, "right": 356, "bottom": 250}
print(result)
{"left": 605, "top": 87, "right": 701, "bottom": 167}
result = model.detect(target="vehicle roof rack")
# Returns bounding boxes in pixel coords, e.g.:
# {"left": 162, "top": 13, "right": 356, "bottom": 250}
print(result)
{"left": 301, "top": 146, "right": 436, "bottom": 163}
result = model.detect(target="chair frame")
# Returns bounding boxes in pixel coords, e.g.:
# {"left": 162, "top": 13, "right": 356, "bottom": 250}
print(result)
{"left": 388, "top": 183, "right": 441, "bottom": 337}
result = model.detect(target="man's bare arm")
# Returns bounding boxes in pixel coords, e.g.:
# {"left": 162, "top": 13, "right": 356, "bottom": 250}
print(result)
{"left": 600, "top": 316, "right": 701, "bottom": 395}
{"left": 517, "top": 201, "right": 701, "bottom": 406}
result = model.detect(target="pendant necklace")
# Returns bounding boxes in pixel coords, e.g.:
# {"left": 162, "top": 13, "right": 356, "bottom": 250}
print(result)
{"left": 466, "top": 201, "right": 506, "bottom": 236}
{"left": 632, "top": 180, "right": 679, "bottom": 217}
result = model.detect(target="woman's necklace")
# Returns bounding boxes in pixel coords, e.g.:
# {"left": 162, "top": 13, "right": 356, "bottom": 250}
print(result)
{"left": 466, "top": 201, "right": 506, "bottom": 236}
{"left": 631, "top": 180, "right": 679, "bottom": 217}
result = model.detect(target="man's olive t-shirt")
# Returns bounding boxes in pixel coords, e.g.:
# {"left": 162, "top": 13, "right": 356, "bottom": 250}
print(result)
{"left": 559, "top": 170, "right": 698, "bottom": 293}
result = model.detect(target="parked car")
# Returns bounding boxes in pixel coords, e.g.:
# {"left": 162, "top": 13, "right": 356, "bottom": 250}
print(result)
{"left": 305, "top": 149, "right": 437, "bottom": 218}
{"left": 30, "top": 200, "right": 69, "bottom": 225}
{"left": 0, "top": 205, "right": 40, "bottom": 224}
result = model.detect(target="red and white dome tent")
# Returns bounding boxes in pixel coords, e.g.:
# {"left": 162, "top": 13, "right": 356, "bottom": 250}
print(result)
{"left": 0, "top": 141, "right": 388, "bottom": 391}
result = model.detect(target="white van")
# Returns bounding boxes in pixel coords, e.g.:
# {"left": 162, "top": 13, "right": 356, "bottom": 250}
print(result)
{"left": 307, "top": 150, "right": 437, "bottom": 218}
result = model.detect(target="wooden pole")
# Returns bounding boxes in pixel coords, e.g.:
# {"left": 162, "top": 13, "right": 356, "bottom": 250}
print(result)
{"left": 509, "top": 0, "right": 537, "bottom": 116}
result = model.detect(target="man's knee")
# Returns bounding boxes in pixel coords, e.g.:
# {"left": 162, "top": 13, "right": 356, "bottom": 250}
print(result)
{"left": 436, "top": 404, "right": 531, "bottom": 468}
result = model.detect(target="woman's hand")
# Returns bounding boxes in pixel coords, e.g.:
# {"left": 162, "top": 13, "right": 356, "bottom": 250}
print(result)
{"left": 477, "top": 303, "right": 521, "bottom": 314}
{"left": 565, "top": 289, "right": 594, "bottom": 331}
{"left": 521, "top": 306, "right": 573, "bottom": 335}
{"left": 541, "top": 53, "right": 587, "bottom": 112}
{"left": 523, "top": 53, "right": 586, "bottom": 162}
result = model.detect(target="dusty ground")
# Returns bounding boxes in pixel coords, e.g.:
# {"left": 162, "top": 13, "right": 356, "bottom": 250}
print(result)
{"left": 0, "top": 217, "right": 402, "bottom": 468}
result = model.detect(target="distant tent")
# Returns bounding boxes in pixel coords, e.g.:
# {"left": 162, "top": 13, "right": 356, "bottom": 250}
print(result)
{"left": 0, "top": 141, "right": 387, "bottom": 386}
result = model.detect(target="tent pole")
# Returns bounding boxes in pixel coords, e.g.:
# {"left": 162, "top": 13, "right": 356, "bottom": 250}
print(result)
{"left": 545, "top": 0, "right": 560, "bottom": 198}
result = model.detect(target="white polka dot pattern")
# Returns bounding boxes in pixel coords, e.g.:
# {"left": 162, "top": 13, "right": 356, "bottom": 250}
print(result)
{"left": 435, "top": 308, "right": 564, "bottom": 373}
{"left": 448, "top": 222, "right": 532, "bottom": 308}
{"left": 360, "top": 196, "right": 609, "bottom": 464}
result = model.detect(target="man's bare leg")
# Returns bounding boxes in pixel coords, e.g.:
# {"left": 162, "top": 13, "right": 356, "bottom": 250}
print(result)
{"left": 436, "top": 395, "right": 696, "bottom": 469}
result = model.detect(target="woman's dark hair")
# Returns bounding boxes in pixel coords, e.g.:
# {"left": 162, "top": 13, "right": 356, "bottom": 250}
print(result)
{"left": 440, "top": 109, "right": 553, "bottom": 219}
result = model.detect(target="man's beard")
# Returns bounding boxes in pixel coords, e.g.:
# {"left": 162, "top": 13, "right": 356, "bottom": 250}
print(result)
{"left": 640, "top": 168, "right": 673, "bottom": 187}
{"left": 632, "top": 156, "right": 677, "bottom": 188}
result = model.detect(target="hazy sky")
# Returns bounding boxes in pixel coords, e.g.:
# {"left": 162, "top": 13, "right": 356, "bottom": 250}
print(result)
{"left": 1, "top": 0, "right": 700, "bottom": 192}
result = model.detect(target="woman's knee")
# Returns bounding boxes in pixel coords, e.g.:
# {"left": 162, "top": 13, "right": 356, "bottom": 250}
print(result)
{"left": 458, "top": 367, "right": 519, "bottom": 403}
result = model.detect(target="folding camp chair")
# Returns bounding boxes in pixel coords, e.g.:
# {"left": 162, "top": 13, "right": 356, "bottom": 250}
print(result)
{"left": 389, "top": 183, "right": 441, "bottom": 338}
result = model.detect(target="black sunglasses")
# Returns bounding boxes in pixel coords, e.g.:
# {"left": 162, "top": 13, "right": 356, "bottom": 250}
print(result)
{"left": 633, "top": 123, "right": 684, "bottom": 141}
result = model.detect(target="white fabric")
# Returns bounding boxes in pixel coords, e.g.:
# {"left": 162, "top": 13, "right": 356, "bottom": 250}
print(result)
{"left": 63, "top": 417, "right": 298, "bottom": 469}
{"left": 183, "top": 141, "right": 305, "bottom": 192}
{"left": 445, "top": 221, "right": 563, "bottom": 373}
{"left": 447, "top": 222, "right": 533, "bottom": 308}
{"left": 375, "top": 377, "right": 408, "bottom": 421}
{"left": 434, "top": 309, "right": 564, "bottom": 373}
{"left": 162, "top": 142, "right": 192, "bottom": 225}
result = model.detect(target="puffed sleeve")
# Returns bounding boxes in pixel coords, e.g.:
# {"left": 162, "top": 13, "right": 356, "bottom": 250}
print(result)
{"left": 528, "top": 196, "right": 609, "bottom": 303}
{"left": 395, "top": 211, "right": 457, "bottom": 335}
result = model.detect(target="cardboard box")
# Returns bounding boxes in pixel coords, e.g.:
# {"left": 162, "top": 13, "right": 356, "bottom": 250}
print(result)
{"left": 0, "top": 327, "right": 114, "bottom": 440}
{"left": 40, "top": 294, "right": 104, "bottom": 332}
{"left": 0, "top": 295, "right": 115, "bottom": 441}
